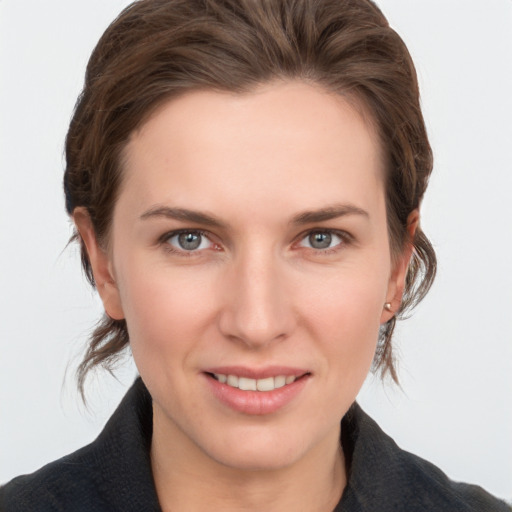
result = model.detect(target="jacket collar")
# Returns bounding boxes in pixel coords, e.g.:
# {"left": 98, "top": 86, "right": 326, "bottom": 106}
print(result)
{"left": 90, "top": 377, "right": 161, "bottom": 511}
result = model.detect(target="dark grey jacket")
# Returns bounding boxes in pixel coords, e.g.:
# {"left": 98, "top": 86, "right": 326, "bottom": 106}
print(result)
{"left": 1, "top": 378, "right": 509, "bottom": 511}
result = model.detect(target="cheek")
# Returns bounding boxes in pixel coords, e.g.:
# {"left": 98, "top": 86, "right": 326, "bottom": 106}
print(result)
{"left": 303, "top": 259, "right": 388, "bottom": 324}
{"left": 115, "top": 259, "right": 217, "bottom": 364}
{"left": 299, "top": 264, "right": 388, "bottom": 370}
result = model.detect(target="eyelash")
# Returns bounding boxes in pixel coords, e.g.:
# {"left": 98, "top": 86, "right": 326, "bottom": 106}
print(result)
{"left": 158, "top": 228, "right": 352, "bottom": 257}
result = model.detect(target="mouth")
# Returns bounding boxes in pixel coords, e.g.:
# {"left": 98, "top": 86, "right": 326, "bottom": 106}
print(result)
{"left": 207, "top": 372, "right": 309, "bottom": 392}
{"left": 203, "top": 366, "right": 311, "bottom": 414}
{"left": 204, "top": 369, "right": 311, "bottom": 415}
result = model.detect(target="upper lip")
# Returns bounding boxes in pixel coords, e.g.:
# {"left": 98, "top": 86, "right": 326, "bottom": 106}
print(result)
{"left": 203, "top": 366, "right": 310, "bottom": 379}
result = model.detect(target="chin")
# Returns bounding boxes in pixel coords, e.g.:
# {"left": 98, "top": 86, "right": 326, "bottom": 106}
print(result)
{"left": 197, "top": 418, "right": 337, "bottom": 474}
{"left": 207, "top": 437, "right": 305, "bottom": 472}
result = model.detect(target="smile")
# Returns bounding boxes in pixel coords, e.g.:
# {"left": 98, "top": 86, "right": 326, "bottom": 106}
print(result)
{"left": 212, "top": 373, "right": 297, "bottom": 391}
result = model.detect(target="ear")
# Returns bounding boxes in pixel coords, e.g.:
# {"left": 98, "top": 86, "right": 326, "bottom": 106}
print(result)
{"left": 73, "top": 207, "right": 125, "bottom": 320}
{"left": 380, "top": 209, "right": 419, "bottom": 324}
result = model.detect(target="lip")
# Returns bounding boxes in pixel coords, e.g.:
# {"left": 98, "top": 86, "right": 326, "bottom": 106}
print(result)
{"left": 203, "top": 366, "right": 311, "bottom": 415}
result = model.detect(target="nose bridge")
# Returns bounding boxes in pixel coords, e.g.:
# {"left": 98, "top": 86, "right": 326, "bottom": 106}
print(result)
{"left": 219, "top": 242, "right": 294, "bottom": 347}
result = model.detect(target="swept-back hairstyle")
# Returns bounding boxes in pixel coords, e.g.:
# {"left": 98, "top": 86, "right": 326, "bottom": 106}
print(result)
{"left": 64, "top": 0, "right": 436, "bottom": 394}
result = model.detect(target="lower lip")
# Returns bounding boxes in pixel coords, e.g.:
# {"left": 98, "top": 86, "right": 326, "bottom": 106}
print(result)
{"left": 204, "top": 374, "right": 310, "bottom": 415}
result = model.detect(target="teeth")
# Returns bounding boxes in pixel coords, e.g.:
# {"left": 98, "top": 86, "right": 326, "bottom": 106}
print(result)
{"left": 213, "top": 373, "right": 298, "bottom": 391}
{"left": 238, "top": 377, "right": 257, "bottom": 391}
{"left": 256, "top": 377, "right": 274, "bottom": 391}
{"left": 274, "top": 376, "right": 286, "bottom": 389}
{"left": 227, "top": 375, "right": 238, "bottom": 387}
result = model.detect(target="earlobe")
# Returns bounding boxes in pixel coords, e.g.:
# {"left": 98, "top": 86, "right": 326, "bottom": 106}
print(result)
{"left": 380, "top": 209, "right": 419, "bottom": 324}
{"left": 73, "top": 208, "right": 125, "bottom": 320}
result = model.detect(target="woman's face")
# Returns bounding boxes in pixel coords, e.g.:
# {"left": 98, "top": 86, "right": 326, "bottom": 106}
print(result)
{"left": 81, "top": 81, "right": 409, "bottom": 471}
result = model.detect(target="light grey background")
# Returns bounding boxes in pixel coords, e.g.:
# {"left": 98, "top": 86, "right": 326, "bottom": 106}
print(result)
{"left": 1, "top": 0, "right": 511, "bottom": 501}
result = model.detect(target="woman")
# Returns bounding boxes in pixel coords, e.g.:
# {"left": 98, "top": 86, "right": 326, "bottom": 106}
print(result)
{"left": 1, "top": 0, "right": 510, "bottom": 510}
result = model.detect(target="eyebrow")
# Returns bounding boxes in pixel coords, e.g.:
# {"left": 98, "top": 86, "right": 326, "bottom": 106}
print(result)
{"left": 291, "top": 204, "right": 369, "bottom": 225}
{"left": 139, "top": 206, "right": 227, "bottom": 229}
{"left": 140, "top": 203, "right": 369, "bottom": 229}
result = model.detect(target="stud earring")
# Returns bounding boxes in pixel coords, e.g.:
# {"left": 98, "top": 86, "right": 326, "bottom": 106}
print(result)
{"left": 384, "top": 302, "right": 392, "bottom": 312}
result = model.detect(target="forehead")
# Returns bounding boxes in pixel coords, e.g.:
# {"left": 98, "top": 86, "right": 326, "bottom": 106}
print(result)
{"left": 119, "top": 81, "right": 385, "bottom": 221}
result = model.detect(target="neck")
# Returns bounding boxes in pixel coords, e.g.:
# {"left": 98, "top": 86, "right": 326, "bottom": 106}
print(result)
{"left": 151, "top": 411, "right": 346, "bottom": 512}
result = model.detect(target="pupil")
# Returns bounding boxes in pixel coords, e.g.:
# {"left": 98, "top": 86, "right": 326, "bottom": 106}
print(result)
{"left": 178, "top": 232, "right": 201, "bottom": 250}
{"left": 309, "top": 232, "right": 331, "bottom": 249}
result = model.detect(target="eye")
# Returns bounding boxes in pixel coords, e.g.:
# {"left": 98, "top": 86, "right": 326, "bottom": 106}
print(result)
{"left": 298, "top": 230, "right": 344, "bottom": 251}
{"left": 164, "top": 230, "right": 214, "bottom": 252}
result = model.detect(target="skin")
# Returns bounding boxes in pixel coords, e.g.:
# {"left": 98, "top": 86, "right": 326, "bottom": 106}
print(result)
{"left": 75, "top": 81, "right": 416, "bottom": 511}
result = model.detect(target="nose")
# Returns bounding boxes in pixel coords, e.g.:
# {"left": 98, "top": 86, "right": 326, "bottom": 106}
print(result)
{"left": 218, "top": 248, "right": 296, "bottom": 349}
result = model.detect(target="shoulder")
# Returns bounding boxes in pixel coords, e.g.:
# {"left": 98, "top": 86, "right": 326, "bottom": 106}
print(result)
{"left": 0, "top": 444, "right": 107, "bottom": 512}
{"left": 339, "top": 403, "right": 511, "bottom": 511}
{"left": 0, "top": 378, "right": 160, "bottom": 512}
{"left": 389, "top": 443, "right": 510, "bottom": 511}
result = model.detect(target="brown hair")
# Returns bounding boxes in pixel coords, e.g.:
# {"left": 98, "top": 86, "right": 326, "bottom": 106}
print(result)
{"left": 64, "top": 0, "right": 436, "bottom": 393}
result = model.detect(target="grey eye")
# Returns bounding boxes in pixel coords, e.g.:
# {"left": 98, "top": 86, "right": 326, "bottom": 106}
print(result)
{"left": 308, "top": 232, "right": 332, "bottom": 249}
{"left": 299, "top": 231, "right": 343, "bottom": 250}
{"left": 166, "top": 231, "right": 212, "bottom": 251}
{"left": 178, "top": 232, "right": 202, "bottom": 250}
